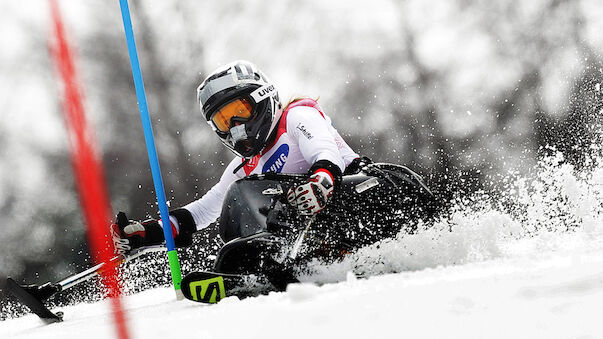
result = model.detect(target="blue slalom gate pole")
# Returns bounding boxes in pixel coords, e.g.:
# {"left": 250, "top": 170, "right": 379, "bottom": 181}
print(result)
{"left": 118, "top": 0, "right": 183, "bottom": 298}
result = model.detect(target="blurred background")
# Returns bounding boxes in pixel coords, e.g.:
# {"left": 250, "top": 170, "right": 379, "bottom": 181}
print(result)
{"left": 0, "top": 0, "right": 601, "bottom": 301}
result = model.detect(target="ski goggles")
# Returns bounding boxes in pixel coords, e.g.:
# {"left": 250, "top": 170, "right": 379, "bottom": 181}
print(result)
{"left": 211, "top": 98, "right": 253, "bottom": 133}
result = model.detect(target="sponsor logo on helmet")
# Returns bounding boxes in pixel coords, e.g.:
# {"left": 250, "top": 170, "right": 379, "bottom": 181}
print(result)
{"left": 251, "top": 84, "right": 276, "bottom": 103}
{"left": 262, "top": 144, "right": 289, "bottom": 173}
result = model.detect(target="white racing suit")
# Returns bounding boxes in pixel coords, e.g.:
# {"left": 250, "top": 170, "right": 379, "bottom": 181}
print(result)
{"left": 179, "top": 99, "right": 358, "bottom": 233}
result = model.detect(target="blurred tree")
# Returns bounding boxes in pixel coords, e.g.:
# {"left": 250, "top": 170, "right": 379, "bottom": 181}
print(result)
{"left": 79, "top": 0, "right": 229, "bottom": 220}
{"left": 335, "top": 0, "right": 602, "bottom": 205}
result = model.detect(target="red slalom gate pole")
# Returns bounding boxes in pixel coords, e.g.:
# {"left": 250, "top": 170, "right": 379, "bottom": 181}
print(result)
{"left": 48, "top": 1, "right": 130, "bottom": 338}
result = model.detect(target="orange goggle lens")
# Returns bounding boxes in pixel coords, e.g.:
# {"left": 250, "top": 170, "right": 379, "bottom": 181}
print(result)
{"left": 211, "top": 99, "right": 253, "bottom": 132}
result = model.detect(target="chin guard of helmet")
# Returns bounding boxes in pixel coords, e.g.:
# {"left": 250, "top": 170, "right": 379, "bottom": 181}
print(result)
{"left": 230, "top": 124, "right": 248, "bottom": 143}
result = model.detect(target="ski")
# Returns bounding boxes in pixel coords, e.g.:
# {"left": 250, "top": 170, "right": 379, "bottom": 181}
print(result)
{"left": 6, "top": 278, "right": 63, "bottom": 324}
{"left": 181, "top": 271, "right": 272, "bottom": 304}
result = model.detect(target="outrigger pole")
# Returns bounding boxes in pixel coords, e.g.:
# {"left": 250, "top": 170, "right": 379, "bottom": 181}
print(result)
{"left": 6, "top": 246, "right": 165, "bottom": 323}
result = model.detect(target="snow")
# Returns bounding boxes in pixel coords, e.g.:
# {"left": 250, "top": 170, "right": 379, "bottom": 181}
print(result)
{"left": 3, "top": 234, "right": 603, "bottom": 339}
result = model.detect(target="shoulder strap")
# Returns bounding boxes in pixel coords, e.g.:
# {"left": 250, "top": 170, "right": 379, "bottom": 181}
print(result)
{"left": 283, "top": 98, "right": 325, "bottom": 118}
{"left": 258, "top": 98, "right": 325, "bottom": 160}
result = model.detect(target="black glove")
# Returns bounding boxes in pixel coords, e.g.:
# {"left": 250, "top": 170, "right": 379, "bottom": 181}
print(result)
{"left": 110, "top": 209, "right": 197, "bottom": 255}
{"left": 110, "top": 212, "right": 165, "bottom": 256}
{"left": 287, "top": 171, "right": 334, "bottom": 216}
{"left": 344, "top": 156, "right": 373, "bottom": 175}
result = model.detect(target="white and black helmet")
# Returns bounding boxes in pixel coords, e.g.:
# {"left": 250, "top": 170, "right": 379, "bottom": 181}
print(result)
{"left": 197, "top": 60, "right": 282, "bottom": 159}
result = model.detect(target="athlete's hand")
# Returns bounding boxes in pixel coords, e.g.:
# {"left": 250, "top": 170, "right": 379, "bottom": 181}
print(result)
{"left": 110, "top": 212, "right": 164, "bottom": 256}
{"left": 287, "top": 171, "right": 334, "bottom": 216}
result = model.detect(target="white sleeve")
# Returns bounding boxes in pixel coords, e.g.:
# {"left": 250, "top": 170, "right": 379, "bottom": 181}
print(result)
{"left": 287, "top": 106, "right": 346, "bottom": 172}
{"left": 183, "top": 158, "right": 243, "bottom": 230}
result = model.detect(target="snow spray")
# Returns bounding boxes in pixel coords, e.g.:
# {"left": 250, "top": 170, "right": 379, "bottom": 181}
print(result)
{"left": 301, "top": 140, "right": 603, "bottom": 283}
{"left": 48, "top": 0, "right": 130, "bottom": 337}
{"left": 118, "top": 0, "right": 183, "bottom": 298}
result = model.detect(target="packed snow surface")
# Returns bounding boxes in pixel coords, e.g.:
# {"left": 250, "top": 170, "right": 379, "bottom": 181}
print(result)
{"left": 2, "top": 242, "right": 603, "bottom": 339}
{"left": 2, "top": 151, "right": 603, "bottom": 338}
